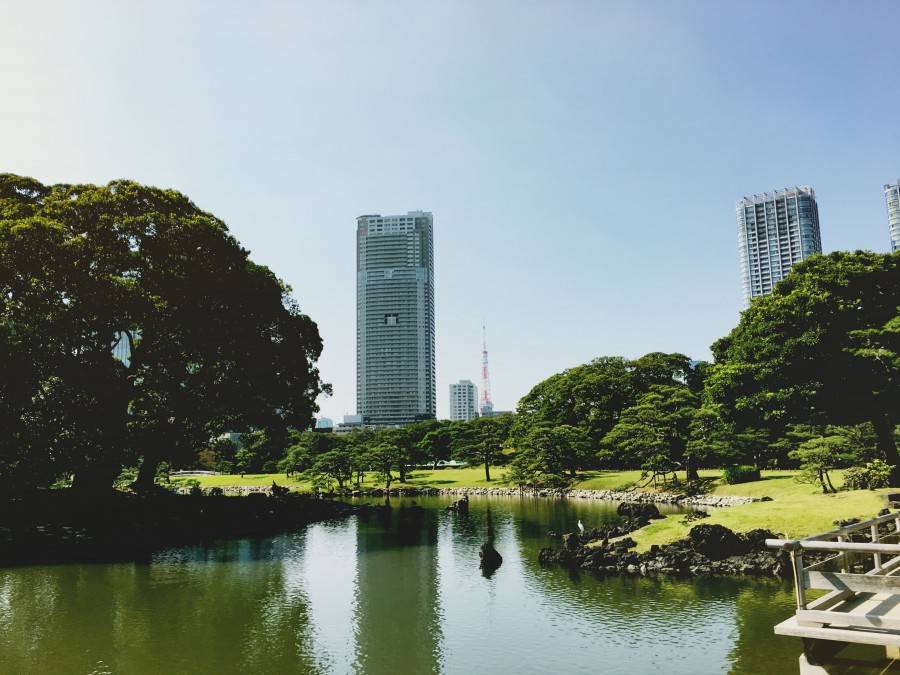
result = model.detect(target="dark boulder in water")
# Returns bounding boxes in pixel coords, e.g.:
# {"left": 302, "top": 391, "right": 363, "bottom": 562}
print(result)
{"left": 616, "top": 502, "right": 662, "bottom": 520}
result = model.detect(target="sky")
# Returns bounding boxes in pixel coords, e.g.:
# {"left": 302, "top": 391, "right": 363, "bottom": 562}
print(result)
{"left": 2, "top": 1, "right": 898, "bottom": 422}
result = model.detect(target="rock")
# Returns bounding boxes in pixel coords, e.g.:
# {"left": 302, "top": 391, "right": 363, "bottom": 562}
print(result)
{"left": 617, "top": 502, "right": 661, "bottom": 520}
{"left": 834, "top": 517, "right": 860, "bottom": 527}
{"left": 688, "top": 524, "right": 746, "bottom": 560}
{"left": 480, "top": 543, "right": 503, "bottom": 573}
{"left": 613, "top": 537, "right": 636, "bottom": 550}
{"left": 681, "top": 510, "right": 709, "bottom": 525}
{"left": 740, "top": 528, "right": 778, "bottom": 551}
{"left": 538, "top": 548, "right": 556, "bottom": 565}
{"left": 563, "top": 532, "right": 581, "bottom": 552}
{"left": 446, "top": 496, "right": 469, "bottom": 515}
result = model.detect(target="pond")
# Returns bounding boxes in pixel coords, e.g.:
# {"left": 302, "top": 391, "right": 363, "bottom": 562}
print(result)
{"left": 0, "top": 495, "right": 802, "bottom": 674}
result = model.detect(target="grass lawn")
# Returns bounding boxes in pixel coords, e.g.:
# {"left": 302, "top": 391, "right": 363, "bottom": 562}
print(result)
{"left": 169, "top": 473, "right": 311, "bottom": 490}
{"left": 626, "top": 470, "right": 892, "bottom": 551}
{"left": 169, "top": 467, "right": 894, "bottom": 550}
{"left": 168, "top": 466, "right": 508, "bottom": 491}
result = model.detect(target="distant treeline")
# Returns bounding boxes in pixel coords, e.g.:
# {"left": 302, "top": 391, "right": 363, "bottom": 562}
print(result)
{"left": 1, "top": 174, "right": 898, "bottom": 493}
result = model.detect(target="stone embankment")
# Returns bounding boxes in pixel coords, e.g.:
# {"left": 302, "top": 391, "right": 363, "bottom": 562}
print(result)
{"left": 172, "top": 485, "right": 275, "bottom": 496}
{"left": 431, "top": 486, "right": 763, "bottom": 508}
{"left": 175, "top": 485, "right": 765, "bottom": 509}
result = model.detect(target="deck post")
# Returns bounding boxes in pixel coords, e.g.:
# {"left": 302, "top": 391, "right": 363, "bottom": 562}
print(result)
{"left": 786, "top": 542, "right": 807, "bottom": 610}
{"left": 872, "top": 524, "right": 883, "bottom": 571}
{"left": 837, "top": 535, "right": 847, "bottom": 573}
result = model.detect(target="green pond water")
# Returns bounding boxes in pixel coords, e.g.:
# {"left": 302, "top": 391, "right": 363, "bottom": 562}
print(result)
{"left": 0, "top": 496, "right": 803, "bottom": 674}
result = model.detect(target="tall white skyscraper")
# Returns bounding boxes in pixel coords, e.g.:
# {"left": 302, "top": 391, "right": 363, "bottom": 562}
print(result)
{"left": 737, "top": 186, "right": 822, "bottom": 306}
{"left": 449, "top": 380, "right": 478, "bottom": 421}
{"left": 885, "top": 180, "right": 900, "bottom": 252}
{"left": 356, "top": 211, "right": 435, "bottom": 426}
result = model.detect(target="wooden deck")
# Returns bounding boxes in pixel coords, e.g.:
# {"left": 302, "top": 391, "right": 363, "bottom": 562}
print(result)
{"left": 768, "top": 510, "right": 900, "bottom": 672}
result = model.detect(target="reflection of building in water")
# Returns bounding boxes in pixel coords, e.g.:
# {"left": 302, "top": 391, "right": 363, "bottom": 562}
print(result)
{"left": 353, "top": 505, "right": 442, "bottom": 673}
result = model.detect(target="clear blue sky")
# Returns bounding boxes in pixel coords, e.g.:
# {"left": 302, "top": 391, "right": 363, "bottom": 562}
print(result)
{"left": 2, "top": 1, "right": 898, "bottom": 421}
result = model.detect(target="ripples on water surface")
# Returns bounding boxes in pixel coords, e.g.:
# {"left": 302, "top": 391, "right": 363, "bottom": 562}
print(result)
{"left": 0, "top": 496, "right": 800, "bottom": 674}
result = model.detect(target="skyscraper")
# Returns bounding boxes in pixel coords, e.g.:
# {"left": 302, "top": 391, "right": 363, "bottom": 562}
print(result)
{"left": 449, "top": 380, "right": 478, "bottom": 421}
{"left": 356, "top": 211, "right": 435, "bottom": 426}
{"left": 737, "top": 186, "right": 822, "bottom": 306}
{"left": 885, "top": 180, "right": 900, "bottom": 252}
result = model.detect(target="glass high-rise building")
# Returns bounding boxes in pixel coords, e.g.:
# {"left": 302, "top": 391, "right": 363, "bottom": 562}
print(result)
{"left": 885, "top": 180, "right": 900, "bottom": 252}
{"left": 356, "top": 211, "right": 435, "bottom": 426}
{"left": 736, "top": 186, "right": 822, "bottom": 306}
{"left": 449, "top": 380, "right": 478, "bottom": 421}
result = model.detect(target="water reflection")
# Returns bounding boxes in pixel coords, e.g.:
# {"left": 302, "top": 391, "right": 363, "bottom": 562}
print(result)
{"left": 353, "top": 501, "right": 442, "bottom": 674}
{"left": 0, "top": 496, "right": 801, "bottom": 674}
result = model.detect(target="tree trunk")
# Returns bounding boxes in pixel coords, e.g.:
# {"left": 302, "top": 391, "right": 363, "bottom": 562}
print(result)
{"left": 398, "top": 465, "right": 407, "bottom": 483}
{"left": 134, "top": 451, "right": 161, "bottom": 491}
{"left": 484, "top": 461, "right": 491, "bottom": 482}
{"left": 872, "top": 412, "right": 900, "bottom": 486}
{"left": 824, "top": 470, "right": 837, "bottom": 493}
{"left": 685, "top": 459, "right": 699, "bottom": 482}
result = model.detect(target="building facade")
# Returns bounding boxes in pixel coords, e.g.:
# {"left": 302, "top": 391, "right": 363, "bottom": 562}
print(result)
{"left": 449, "top": 380, "right": 478, "bottom": 421}
{"left": 334, "top": 414, "right": 376, "bottom": 435}
{"left": 885, "top": 180, "right": 900, "bottom": 252}
{"left": 737, "top": 186, "right": 822, "bottom": 306}
{"left": 357, "top": 211, "right": 435, "bottom": 426}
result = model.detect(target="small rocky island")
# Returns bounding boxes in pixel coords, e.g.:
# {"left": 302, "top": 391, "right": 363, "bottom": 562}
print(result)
{"left": 539, "top": 502, "right": 786, "bottom": 578}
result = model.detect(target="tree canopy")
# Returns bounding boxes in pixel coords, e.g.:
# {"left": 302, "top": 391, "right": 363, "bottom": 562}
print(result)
{"left": 512, "top": 353, "right": 700, "bottom": 445}
{"left": 0, "top": 174, "right": 326, "bottom": 492}
{"left": 707, "top": 251, "right": 900, "bottom": 482}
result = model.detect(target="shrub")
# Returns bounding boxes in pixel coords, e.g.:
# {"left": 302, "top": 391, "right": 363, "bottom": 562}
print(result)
{"left": 723, "top": 465, "right": 760, "bottom": 485}
{"left": 843, "top": 460, "right": 894, "bottom": 491}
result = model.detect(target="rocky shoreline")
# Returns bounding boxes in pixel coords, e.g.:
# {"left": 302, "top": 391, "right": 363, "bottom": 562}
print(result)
{"left": 538, "top": 504, "right": 786, "bottom": 578}
{"left": 181, "top": 484, "right": 764, "bottom": 508}
{"left": 431, "top": 486, "right": 761, "bottom": 508}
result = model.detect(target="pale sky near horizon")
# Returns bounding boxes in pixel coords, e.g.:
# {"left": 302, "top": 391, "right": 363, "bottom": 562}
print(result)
{"left": 2, "top": 1, "right": 898, "bottom": 422}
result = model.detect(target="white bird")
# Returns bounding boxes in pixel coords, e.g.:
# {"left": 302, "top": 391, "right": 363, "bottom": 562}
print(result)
{"left": 577, "top": 519, "right": 585, "bottom": 534}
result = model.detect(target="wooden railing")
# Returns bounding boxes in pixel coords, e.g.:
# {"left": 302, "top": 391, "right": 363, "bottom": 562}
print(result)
{"left": 767, "top": 511, "right": 900, "bottom": 620}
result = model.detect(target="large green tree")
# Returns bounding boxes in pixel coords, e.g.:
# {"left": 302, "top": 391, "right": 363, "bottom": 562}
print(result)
{"left": 707, "top": 251, "right": 900, "bottom": 482}
{"left": 450, "top": 414, "right": 514, "bottom": 482}
{"left": 601, "top": 384, "right": 701, "bottom": 479}
{"left": 0, "top": 174, "right": 326, "bottom": 492}
{"left": 509, "top": 424, "right": 592, "bottom": 487}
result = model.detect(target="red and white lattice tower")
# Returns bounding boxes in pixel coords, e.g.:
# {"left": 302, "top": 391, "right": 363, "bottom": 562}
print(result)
{"left": 480, "top": 323, "right": 493, "bottom": 417}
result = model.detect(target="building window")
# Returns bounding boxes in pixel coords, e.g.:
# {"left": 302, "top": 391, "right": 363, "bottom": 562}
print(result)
{"left": 385, "top": 314, "right": 398, "bottom": 326}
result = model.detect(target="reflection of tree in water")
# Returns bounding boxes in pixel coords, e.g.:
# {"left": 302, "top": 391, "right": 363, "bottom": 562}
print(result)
{"left": 0, "top": 535, "right": 321, "bottom": 673}
{"left": 726, "top": 581, "right": 801, "bottom": 675}
{"left": 354, "top": 499, "right": 442, "bottom": 674}
{"left": 480, "top": 507, "right": 503, "bottom": 577}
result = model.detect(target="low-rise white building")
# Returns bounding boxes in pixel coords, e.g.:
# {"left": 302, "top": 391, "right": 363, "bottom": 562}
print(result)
{"left": 449, "top": 380, "right": 478, "bottom": 421}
